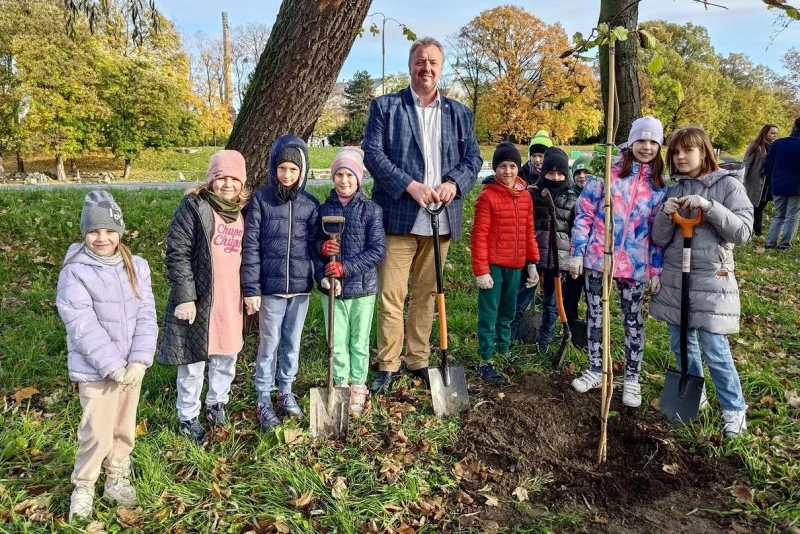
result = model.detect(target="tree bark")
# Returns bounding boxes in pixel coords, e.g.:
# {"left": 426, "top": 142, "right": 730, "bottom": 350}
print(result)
{"left": 227, "top": 0, "right": 374, "bottom": 189}
{"left": 123, "top": 158, "right": 132, "bottom": 180}
{"left": 16, "top": 151, "right": 24, "bottom": 173}
{"left": 55, "top": 153, "right": 66, "bottom": 181}
{"left": 70, "top": 158, "right": 78, "bottom": 173}
{"left": 599, "top": 0, "right": 641, "bottom": 144}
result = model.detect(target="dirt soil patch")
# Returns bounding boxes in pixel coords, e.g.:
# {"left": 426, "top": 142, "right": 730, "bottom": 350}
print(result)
{"left": 452, "top": 373, "right": 745, "bottom": 533}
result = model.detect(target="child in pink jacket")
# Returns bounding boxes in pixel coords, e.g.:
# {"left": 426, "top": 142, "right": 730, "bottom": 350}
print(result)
{"left": 56, "top": 191, "right": 157, "bottom": 522}
{"left": 569, "top": 117, "right": 668, "bottom": 407}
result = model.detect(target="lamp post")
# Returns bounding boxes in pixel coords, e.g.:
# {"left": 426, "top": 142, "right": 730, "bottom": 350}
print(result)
{"left": 367, "top": 12, "right": 415, "bottom": 95}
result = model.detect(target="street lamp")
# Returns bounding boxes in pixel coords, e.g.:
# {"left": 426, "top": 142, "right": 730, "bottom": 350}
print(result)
{"left": 367, "top": 12, "right": 416, "bottom": 95}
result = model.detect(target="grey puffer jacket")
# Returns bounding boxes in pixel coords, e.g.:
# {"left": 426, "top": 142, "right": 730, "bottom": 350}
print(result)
{"left": 56, "top": 244, "right": 158, "bottom": 382}
{"left": 650, "top": 168, "right": 754, "bottom": 334}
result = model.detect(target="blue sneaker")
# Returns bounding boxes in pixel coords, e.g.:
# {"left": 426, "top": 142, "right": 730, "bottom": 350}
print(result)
{"left": 257, "top": 401, "right": 281, "bottom": 431}
{"left": 277, "top": 392, "right": 305, "bottom": 420}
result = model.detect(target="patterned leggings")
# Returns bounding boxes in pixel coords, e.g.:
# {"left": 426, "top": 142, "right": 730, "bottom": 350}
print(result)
{"left": 585, "top": 270, "right": 645, "bottom": 381}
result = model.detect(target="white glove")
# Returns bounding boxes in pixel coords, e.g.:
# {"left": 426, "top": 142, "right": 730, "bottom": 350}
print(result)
{"left": 662, "top": 197, "right": 681, "bottom": 216}
{"left": 475, "top": 274, "right": 494, "bottom": 290}
{"left": 321, "top": 277, "right": 342, "bottom": 296}
{"left": 650, "top": 275, "right": 661, "bottom": 295}
{"left": 525, "top": 264, "right": 540, "bottom": 288}
{"left": 122, "top": 362, "right": 147, "bottom": 388}
{"left": 107, "top": 367, "right": 127, "bottom": 383}
{"left": 174, "top": 301, "right": 197, "bottom": 324}
{"left": 680, "top": 195, "right": 712, "bottom": 212}
{"left": 244, "top": 296, "right": 261, "bottom": 316}
{"left": 568, "top": 257, "right": 584, "bottom": 279}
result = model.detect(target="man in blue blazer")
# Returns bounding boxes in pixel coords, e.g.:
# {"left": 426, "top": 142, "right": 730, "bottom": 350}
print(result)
{"left": 363, "top": 37, "right": 482, "bottom": 393}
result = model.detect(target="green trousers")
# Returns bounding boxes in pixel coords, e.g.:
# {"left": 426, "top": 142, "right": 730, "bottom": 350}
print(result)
{"left": 478, "top": 265, "right": 521, "bottom": 360}
{"left": 321, "top": 294, "right": 376, "bottom": 385}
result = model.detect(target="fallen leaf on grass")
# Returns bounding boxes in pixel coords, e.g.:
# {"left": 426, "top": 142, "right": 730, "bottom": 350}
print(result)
{"left": 153, "top": 507, "right": 171, "bottom": 521}
{"left": 85, "top": 521, "right": 107, "bottom": 533}
{"left": 383, "top": 504, "right": 403, "bottom": 513}
{"left": 282, "top": 428, "right": 304, "bottom": 447}
{"left": 330, "top": 477, "right": 347, "bottom": 500}
{"left": 512, "top": 486, "right": 529, "bottom": 502}
{"left": 13, "top": 386, "right": 39, "bottom": 404}
{"left": 396, "top": 523, "right": 416, "bottom": 534}
{"left": 482, "top": 520, "right": 500, "bottom": 533}
{"left": 117, "top": 507, "right": 144, "bottom": 528}
{"left": 649, "top": 397, "right": 661, "bottom": 412}
{"left": 289, "top": 490, "right": 314, "bottom": 510}
{"left": 593, "top": 514, "right": 609, "bottom": 524}
{"left": 484, "top": 495, "right": 499, "bottom": 507}
{"left": 729, "top": 521, "right": 750, "bottom": 533}
{"left": 730, "top": 485, "right": 753, "bottom": 502}
{"left": 662, "top": 463, "right": 680, "bottom": 475}
{"left": 785, "top": 389, "right": 800, "bottom": 408}
{"left": 135, "top": 419, "right": 148, "bottom": 436}
{"left": 457, "top": 491, "right": 474, "bottom": 505}
{"left": 211, "top": 482, "right": 231, "bottom": 499}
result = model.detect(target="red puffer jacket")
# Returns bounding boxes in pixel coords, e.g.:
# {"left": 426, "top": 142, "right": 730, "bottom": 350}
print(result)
{"left": 471, "top": 177, "right": 539, "bottom": 276}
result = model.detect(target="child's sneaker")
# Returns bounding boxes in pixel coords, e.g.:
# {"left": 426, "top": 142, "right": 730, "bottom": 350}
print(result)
{"left": 571, "top": 370, "right": 602, "bottom": 393}
{"left": 622, "top": 380, "right": 642, "bottom": 408}
{"left": 349, "top": 385, "right": 369, "bottom": 416}
{"left": 207, "top": 403, "right": 228, "bottom": 427}
{"left": 69, "top": 485, "right": 94, "bottom": 522}
{"left": 722, "top": 409, "right": 747, "bottom": 439}
{"left": 103, "top": 459, "right": 137, "bottom": 506}
{"left": 479, "top": 361, "right": 508, "bottom": 386}
{"left": 257, "top": 401, "right": 281, "bottom": 431}
{"left": 179, "top": 417, "right": 205, "bottom": 444}
{"left": 277, "top": 392, "right": 305, "bottom": 420}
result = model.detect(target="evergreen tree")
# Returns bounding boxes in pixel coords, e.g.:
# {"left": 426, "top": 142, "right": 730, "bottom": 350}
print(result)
{"left": 344, "top": 70, "right": 375, "bottom": 122}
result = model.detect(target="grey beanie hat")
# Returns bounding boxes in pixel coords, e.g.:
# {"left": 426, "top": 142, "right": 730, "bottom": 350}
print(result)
{"left": 80, "top": 190, "right": 125, "bottom": 237}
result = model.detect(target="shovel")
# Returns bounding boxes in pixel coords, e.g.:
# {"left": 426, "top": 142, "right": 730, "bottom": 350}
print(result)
{"left": 543, "top": 190, "right": 571, "bottom": 368}
{"left": 517, "top": 285, "right": 542, "bottom": 345}
{"left": 425, "top": 204, "right": 470, "bottom": 416}
{"left": 661, "top": 209, "right": 705, "bottom": 425}
{"left": 310, "top": 215, "right": 350, "bottom": 439}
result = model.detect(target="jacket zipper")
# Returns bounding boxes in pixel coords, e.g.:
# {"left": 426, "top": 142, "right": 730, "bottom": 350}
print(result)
{"left": 513, "top": 192, "right": 520, "bottom": 266}
{"left": 615, "top": 165, "right": 642, "bottom": 267}
{"left": 115, "top": 263, "right": 128, "bottom": 358}
{"left": 286, "top": 201, "right": 292, "bottom": 294}
{"left": 191, "top": 199, "right": 213, "bottom": 349}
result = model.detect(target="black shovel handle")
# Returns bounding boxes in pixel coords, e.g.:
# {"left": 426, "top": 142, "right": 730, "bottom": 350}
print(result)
{"left": 427, "top": 203, "right": 450, "bottom": 386}
{"left": 672, "top": 210, "right": 703, "bottom": 391}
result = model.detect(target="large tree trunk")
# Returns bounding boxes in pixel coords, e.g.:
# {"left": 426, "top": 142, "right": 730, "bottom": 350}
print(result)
{"left": 55, "top": 153, "right": 67, "bottom": 181}
{"left": 227, "top": 0, "right": 374, "bottom": 189}
{"left": 16, "top": 150, "right": 24, "bottom": 173}
{"left": 599, "top": 0, "right": 641, "bottom": 144}
{"left": 123, "top": 158, "right": 132, "bottom": 180}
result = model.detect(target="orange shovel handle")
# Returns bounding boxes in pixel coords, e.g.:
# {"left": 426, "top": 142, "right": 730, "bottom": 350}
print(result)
{"left": 672, "top": 209, "right": 703, "bottom": 238}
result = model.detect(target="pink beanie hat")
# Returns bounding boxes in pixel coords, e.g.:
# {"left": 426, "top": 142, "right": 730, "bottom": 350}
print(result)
{"left": 207, "top": 150, "right": 247, "bottom": 185}
{"left": 331, "top": 146, "right": 365, "bottom": 186}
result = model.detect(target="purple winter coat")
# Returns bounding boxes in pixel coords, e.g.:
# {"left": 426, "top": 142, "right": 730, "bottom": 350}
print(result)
{"left": 56, "top": 243, "right": 158, "bottom": 383}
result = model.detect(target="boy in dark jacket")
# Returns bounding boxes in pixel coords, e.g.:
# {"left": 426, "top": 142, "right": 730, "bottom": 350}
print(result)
{"left": 242, "top": 135, "right": 320, "bottom": 431}
{"left": 512, "top": 147, "right": 577, "bottom": 353}
{"left": 471, "top": 143, "right": 540, "bottom": 384}
{"left": 313, "top": 147, "right": 386, "bottom": 416}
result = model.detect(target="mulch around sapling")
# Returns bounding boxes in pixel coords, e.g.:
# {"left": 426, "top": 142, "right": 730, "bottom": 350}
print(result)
{"left": 452, "top": 372, "right": 746, "bottom": 533}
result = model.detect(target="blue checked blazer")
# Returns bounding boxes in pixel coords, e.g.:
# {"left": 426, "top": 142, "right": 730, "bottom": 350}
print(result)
{"left": 362, "top": 87, "right": 482, "bottom": 242}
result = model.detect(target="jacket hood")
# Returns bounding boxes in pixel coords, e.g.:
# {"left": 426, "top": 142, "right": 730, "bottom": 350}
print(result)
{"left": 63, "top": 242, "right": 109, "bottom": 267}
{"left": 482, "top": 176, "right": 527, "bottom": 195}
{"left": 673, "top": 167, "right": 733, "bottom": 188}
{"left": 267, "top": 134, "right": 309, "bottom": 192}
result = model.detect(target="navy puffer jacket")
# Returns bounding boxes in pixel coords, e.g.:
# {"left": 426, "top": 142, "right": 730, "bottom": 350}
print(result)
{"left": 313, "top": 189, "right": 386, "bottom": 299}
{"left": 242, "top": 135, "right": 320, "bottom": 296}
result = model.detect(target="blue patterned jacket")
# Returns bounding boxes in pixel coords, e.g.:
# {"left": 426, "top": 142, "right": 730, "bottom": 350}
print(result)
{"left": 362, "top": 87, "right": 482, "bottom": 242}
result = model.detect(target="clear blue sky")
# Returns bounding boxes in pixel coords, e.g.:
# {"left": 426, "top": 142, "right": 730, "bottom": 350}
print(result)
{"left": 159, "top": 0, "right": 799, "bottom": 81}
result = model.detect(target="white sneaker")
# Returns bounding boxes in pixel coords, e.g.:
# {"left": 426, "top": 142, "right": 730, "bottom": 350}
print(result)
{"left": 572, "top": 371, "right": 602, "bottom": 393}
{"left": 69, "top": 486, "right": 94, "bottom": 522}
{"left": 622, "top": 380, "right": 642, "bottom": 407}
{"left": 722, "top": 409, "right": 747, "bottom": 439}
{"left": 104, "top": 476, "right": 137, "bottom": 506}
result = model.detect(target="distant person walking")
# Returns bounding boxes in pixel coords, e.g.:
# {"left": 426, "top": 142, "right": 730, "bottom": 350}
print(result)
{"left": 743, "top": 124, "right": 779, "bottom": 236}
{"left": 765, "top": 117, "right": 800, "bottom": 249}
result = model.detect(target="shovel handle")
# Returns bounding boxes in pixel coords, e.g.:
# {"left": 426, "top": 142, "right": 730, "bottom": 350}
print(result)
{"left": 672, "top": 210, "right": 703, "bottom": 238}
{"left": 553, "top": 276, "right": 568, "bottom": 324}
{"left": 437, "top": 294, "right": 447, "bottom": 351}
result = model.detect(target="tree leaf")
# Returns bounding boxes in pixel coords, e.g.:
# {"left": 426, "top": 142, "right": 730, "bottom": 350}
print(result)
{"left": 647, "top": 53, "right": 664, "bottom": 75}
{"left": 611, "top": 26, "right": 629, "bottom": 42}
{"left": 289, "top": 490, "right": 314, "bottom": 510}
{"left": 730, "top": 485, "right": 753, "bottom": 502}
{"left": 13, "top": 386, "right": 39, "bottom": 404}
{"left": 484, "top": 494, "right": 499, "bottom": 507}
{"left": 330, "top": 477, "right": 347, "bottom": 500}
{"left": 512, "top": 486, "right": 529, "bottom": 502}
{"left": 637, "top": 28, "right": 658, "bottom": 50}
{"left": 785, "top": 389, "right": 800, "bottom": 408}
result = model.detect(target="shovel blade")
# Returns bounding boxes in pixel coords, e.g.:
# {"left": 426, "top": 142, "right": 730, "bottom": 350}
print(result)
{"left": 309, "top": 386, "right": 350, "bottom": 439}
{"left": 660, "top": 368, "right": 704, "bottom": 426}
{"left": 517, "top": 308, "right": 542, "bottom": 345}
{"left": 428, "top": 366, "right": 469, "bottom": 416}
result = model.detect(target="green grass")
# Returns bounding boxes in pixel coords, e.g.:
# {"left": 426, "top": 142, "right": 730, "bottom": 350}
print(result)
{"left": 0, "top": 187, "right": 798, "bottom": 532}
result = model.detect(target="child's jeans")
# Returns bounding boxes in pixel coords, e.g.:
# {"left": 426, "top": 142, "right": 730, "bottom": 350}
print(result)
{"left": 586, "top": 270, "right": 646, "bottom": 381}
{"left": 176, "top": 355, "right": 237, "bottom": 421}
{"left": 536, "top": 269, "right": 558, "bottom": 348}
{"left": 667, "top": 324, "right": 747, "bottom": 412}
{"left": 255, "top": 294, "right": 309, "bottom": 404}
{"left": 321, "top": 294, "right": 375, "bottom": 385}
{"left": 478, "top": 265, "right": 521, "bottom": 360}
{"left": 72, "top": 380, "right": 141, "bottom": 487}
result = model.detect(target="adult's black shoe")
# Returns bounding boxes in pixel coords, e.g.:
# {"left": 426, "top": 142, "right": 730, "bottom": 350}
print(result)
{"left": 370, "top": 371, "right": 396, "bottom": 395}
{"left": 408, "top": 367, "right": 431, "bottom": 390}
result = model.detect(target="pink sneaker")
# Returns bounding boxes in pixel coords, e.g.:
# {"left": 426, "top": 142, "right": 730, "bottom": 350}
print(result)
{"left": 349, "top": 385, "right": 369, "bottom": 416}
